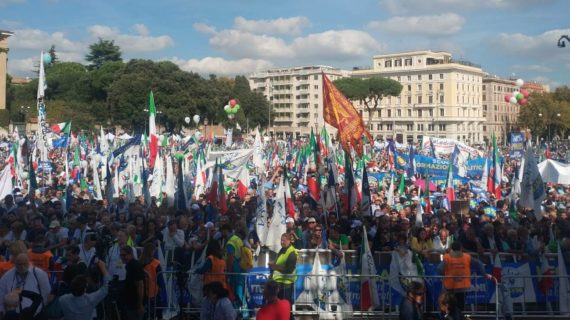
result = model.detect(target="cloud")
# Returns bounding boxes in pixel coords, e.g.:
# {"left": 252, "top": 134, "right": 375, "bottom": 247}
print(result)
{"left": 7, "top": 57, "right": 34, "bottom": 75}
{"left": 530, "top": 76, "right": 558, "bottom": 90}
{"left": 10, "top": 29, "right": 84, "bottom": 51}
{"left": 87, "top": 24, "right": 174, "bottom": 52}
{"left": 206, "top": 28, "right": 382, "bottom": 62}
{"left": 233, "top": 16, "right": 310, "bottom": 36}
{"left": 132, "top": 24, "right": 149, "bottom": 36}
{"left": 368, "top": 13, "right": 465, "bottom": 36}
{"left": 193, "top": 23, "right": 216, "bottom": 35}
{"left": 0, "top": 20, "right": 22, "bottom": 29}
{"left": 380, "top": 0, "right": 552, "bottom": 15}
{"left": 169, "top": 56, "right": 273, "bottom": 76}
{"left": 512, "top": 64, "right": 552, "bottom": 73}
{"left": 488, "top": 29, "right": 570, "bottom": 60}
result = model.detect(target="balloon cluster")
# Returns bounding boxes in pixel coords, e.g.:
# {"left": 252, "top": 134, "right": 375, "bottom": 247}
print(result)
{"left": 43, "top": 53, "right": 52, "bottom": 65}
{"left": 504, "top": 79, "right": 529, "bottom": 106}
{"left": 223, "top": 99, "right": 240, "bottom": 119}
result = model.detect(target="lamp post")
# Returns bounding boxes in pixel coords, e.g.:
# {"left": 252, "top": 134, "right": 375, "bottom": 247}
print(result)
{"left": 538, "top": 112, "right": 561, "bottom": 142}
{"left": 558, "top": 35, "right": 570, "bottom": 48}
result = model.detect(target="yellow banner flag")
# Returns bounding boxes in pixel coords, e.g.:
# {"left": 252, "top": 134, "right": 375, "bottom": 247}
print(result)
{"left": 322, "top": 73, "right": 372, "bottom": 157}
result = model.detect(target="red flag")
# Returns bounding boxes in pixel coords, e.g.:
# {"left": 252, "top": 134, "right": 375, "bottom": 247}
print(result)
{"left": 492, "top": 254, "right": 502, "bottom": 283}
{"left": 539, "top": 256, "right": 554, "bottom": 294}
{"left": 307, "top": 176, "right": 320, "bottom": 202}
{"left": 322, "top": 73, "right": 372, "bottom": 157}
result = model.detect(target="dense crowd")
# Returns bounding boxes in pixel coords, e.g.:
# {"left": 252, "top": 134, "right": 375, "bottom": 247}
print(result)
{"left": 0, "top": 133, "right": 567, "bottom": 320}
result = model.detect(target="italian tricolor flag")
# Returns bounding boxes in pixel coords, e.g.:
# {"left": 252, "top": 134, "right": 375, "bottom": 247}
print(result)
{"left": 51, "top": 122, "right": 70, "bottom": 134}
{"left": 149, "top": 91, "right": 158, "bottom": 169}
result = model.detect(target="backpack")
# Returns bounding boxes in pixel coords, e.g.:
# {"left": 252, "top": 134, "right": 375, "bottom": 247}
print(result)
{"left": 239, "top": 246, "right": 253, "bottom": 271}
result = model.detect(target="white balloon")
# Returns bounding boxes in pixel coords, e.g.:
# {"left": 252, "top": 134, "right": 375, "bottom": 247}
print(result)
{"left": 516, "top": 78, "right": 524, "bottom": 87}
{"left": 510, "top": 96, "right": 518, "bottom": 104}
{"left": 224, "top": 105, "right": 230, "bottom": 111}
{"left": 193, "top": 115, "right": 200, "bottom": 124}
{"left": 184, "top": 117, "right": 190, "bottom": 124}
{"left": 512, "top": 91, "right": 520, "bottom": 97}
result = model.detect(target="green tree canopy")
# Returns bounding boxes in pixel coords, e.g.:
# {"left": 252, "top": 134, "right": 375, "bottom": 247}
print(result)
{"left": 85, "top": 38, "right": 122, "bottom": 70}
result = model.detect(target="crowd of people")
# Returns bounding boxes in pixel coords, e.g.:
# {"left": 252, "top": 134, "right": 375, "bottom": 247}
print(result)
{"left": 0, "top": 131, "right": 566, "bottom": 320}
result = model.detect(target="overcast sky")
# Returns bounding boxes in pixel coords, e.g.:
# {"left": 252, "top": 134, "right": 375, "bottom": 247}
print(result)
{"left": 2, "top": 0, "right": 569, "bottom": 88}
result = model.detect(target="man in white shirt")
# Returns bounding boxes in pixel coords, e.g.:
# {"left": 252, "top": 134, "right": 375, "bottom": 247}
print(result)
{"left": 107, "top": 230, "right": 138, "bottom": 281}
{"left": 0, "top": 253, "right": 51, "bottom": 319}
{"left": 79, "top": 233, "right": 98, "bottom": 267}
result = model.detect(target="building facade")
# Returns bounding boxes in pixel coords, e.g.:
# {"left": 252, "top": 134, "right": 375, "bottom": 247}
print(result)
{"left": 351, "top": 51, "right": 486, "bottom": 144}
{"left": 248, "top": 66, "right": 348, "bottom": 138}
{"left": 0, "top": 30, "right": 13, "bottom": 110}
{"left": 482, "top": 76, "right": 519, "bottom": 143}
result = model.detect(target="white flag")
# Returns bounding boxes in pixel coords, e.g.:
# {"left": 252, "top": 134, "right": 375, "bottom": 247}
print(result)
{"left": 386, "top": 174, "right": 395, "bottom": 206}
{"left": 255, "top": 177, "right": 268, "bottom": 246}
{"left": 225, "top": 129, "right": 233, "bottom": 147}
{"left": 0, "top": 166, "right": 12, "bottom": 200}
{"left": 520, "top": 146, "right": 546, "bottom": 220}
{"left": 265, "top": 177, "right": 287, "bottom": 253}
{"left": 360, "top": 226, "right": 380, "bottom": 310}
{"left": 165, "top": 156, "right": 176, "bottom": 207}
{"left": 91, "top": 157, "right": 102, "bottom": 201}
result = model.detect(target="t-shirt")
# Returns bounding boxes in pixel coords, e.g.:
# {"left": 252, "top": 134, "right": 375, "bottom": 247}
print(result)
{"left": 256, "top": 299, "right": 291, "bottom": 320}
{"left": 330, "top": 234, "right": 349, "bottom": 246}
{"left": 124, "top": 259, "right": 145, "bottom": 309}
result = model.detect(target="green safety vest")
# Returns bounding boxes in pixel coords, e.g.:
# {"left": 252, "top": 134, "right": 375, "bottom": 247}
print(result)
{"left": 272, "top": 245, "right": 298, "bottom": 285}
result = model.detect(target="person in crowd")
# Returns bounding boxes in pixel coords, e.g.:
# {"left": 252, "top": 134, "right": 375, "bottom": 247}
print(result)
{"left": 139, "top": 243, "right": 161, "bottom": 320}
{"left": 120, "top": 245, "right": 145, "bottom": 320}
{"left": 107, "top": 229, "right": 138, "bottom": 281}
{"left": 438, "top": 291, "right": 464, "bottom": 320}
{"left": 3, "top": 290, "right": 43, "bottom": 320}
{"left": 438, "top": 241, "right": 491, "bottom": 312}
{"left": 256, "top": 280, "right": 291, "bottom": 320}
{"left": 399, "top": 281, "right": 425, "bottom": 320}
{"left": 195, "top": 239, "right": 229, "bottom": 291}
{"left": 222, "top": 224, "right": 247, "bottom": 316}
{"left": 411, "top": 227, "right": 434, "bottom": 259}
{"left": 58, "top": 260, "right": 110, "bottom": 320}
{"left": 0, "top": 241, "right": 27, "bottom": 277}
{"left": 0, "top": 253, "right": 50, "bottom": 319}
{"left": 46, "top": 220, "right": 69, "bottom": 256}
{"left": 27, "top": 234, "right": 53, "bottom": 273}
{"left": 268, "top": 233, "right": 297, "bottom": 309}
{"left": 390, "top": 234, "right": 422, "bottom": 297}
{"left": 200, "top": 281, "right": 236, "bottom": 320}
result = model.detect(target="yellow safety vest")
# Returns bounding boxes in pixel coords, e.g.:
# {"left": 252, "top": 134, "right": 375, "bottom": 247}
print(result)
{"left": 272, "top": 245, "right": 297, "bottom": 285}
{"left": 226, "top": 235, "right": 243, "bottom": 259}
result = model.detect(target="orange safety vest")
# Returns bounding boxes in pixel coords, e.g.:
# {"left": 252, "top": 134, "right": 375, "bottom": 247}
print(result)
{"left": 27, "top": 249, "right": 53, "bottom": 272}
{"left": 443, "top": 253, "right": 471, "bottom": 290}
{"left": 0, "top": 261, "right": 13, "bottom": 277}
{"left": 203, "top": 255, "right": 228, "bottom": 289}
{"left": 144, "top": 259, "right": 160, "bottom": 298}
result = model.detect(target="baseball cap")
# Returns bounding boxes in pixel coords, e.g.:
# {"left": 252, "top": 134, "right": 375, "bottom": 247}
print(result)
{"left": 350, "top": 220, "right": 363, "bottom": 228}
{"left": 286, "top": 217, "right": 295, "bottom": 224}
{"left": 307, "top": 217, "right": 316, "bottom": 223}
{"left": 204, "top": 222, "right": 214, "bottom": 229}
{"left": 191, "top": 203, "right": 200, "bottom": 211}
{"left": 49, "top": 221, "right": 60, "bottom": 229}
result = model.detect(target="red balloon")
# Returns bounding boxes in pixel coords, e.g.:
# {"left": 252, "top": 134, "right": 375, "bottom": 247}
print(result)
{"left": 229, "top": 99, "right": 237, "bottom": 107}
{"left": 521, "top": 89, "right": 529, "bottom": 98}
{"left": 519, "top": 98, "right": 528, "bottom": 106}
{"left": 504, "top": 95, "right": 511, "bottom": 103}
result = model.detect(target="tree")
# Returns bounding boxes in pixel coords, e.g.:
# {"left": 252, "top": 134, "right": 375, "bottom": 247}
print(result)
{"left": 48, "top": 45, "right": 59, "bottom": 64}
{"left": 333, "top": 76, "right": 402, "bottom": 124}
{"left": 518, "top": 93, "right": 570, "bottom": 141}
{"left": 85, "top": 38, "right": 122, "bottom": 70}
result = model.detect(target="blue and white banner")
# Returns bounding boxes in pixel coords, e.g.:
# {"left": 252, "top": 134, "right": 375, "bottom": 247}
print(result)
{"left": 415, "top": 155, "right": 486, "bottom": 180}
{"left": 509, "top": 132, "right": 525, "bottom": 159}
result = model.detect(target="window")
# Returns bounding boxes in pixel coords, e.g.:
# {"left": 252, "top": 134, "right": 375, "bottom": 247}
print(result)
{"left": 385, "top": 60, "right": 392, "bottom": 67}
{"left": 428, "top": 124, "right": 434, "bottom": 131}
{"left": 439, "top": 124, "right": 446, "bottom": 131}
{"left": 417, "top": 96, "right": 422, "bottom": 104}
{"left": 314, "top": 85, "right": 318, "bottom": 89}
{"left": 377, "top": 123, "right": 382, "bottom": 130}
{"left": 440, "top": 74, "right": 444, "bottom": 79}
{"left": 408, "top": 109, "right": 412, "bottom": 116}
{"left": 314, "top": 104, "right": 318, "bottom": 109}
{"left": 314, "top": 94, "right": 318, "bottom": 99}
{"left": 408, "top": 96, "right": 412, "bottom": 104}
{"left": 439, "top": 83, "right": 444, "bottom": 90}
{"left": 428, "top": 84, "right": 433, "bottom": 91}
{"left": 397, "top": 109, "right": 401, "bottom": 117}
{"left": 397, "top": 76, "right": 401, "bottom": 81}
{"left": 314, "top": 75, "right": 318, "bottom": 80}
{"left": 429, "top": 109, "right": 433, "bottom": 117}
{"left": 440, "top": 95, "right": 444, "bottom": 103}
{"left": 440, "top": 108, "right": 444, "bottom": 116}
{"left": 417, "top": 124, "right": 424, "bottom": 131}
{"left": 418, "top": 110, "right": 423, "bottom": 117}
{"left": 377, "top": 110, "right": 381, "bottom": 117}
{"left": 405, "top": 58, "right": 412, "bottom": 66}
{"left": 407, "top": 124, "right": 413, "bottom": 131}
{"left": 429, "top": 96, "right": 433, "bottom": 104}
{"left": 429, "top": 74, "right": 433, "bottom": 80}
{"left": 407, "top": 85, "right": 412, "bottom": 91}
{"left": 482, "top": 94, "right": 486, "bottom": 101}
{"left": 387, "top": 124, "right": 393, "bottom": 131}
{"left": 387, "top": 110, "right": 392, "bottom": 117}
{"left": 395, "top": 59, "right": 402, "bottom": 67}
{"left": 418, "top": 75, "right": 422, "bottom": 81}
{"left": 417, "top": 84, "right": 422, "bottom": 91}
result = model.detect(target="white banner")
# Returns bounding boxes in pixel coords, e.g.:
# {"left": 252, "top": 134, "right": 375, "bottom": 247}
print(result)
{"left": 421, "top": 136, "right": 484, "bottom": 159}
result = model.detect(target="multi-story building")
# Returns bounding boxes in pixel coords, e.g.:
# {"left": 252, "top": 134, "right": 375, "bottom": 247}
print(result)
{"left": 248, "top": 66, "right": 348, "bottom": 138}
{"left": 351, "top": 51, "right": 486, "bottom": 144}
{"left": 0, "top": 30, "right": 13, "bottom": 110}
{"left": 482, "top": 76, "right": 519, "bottom": 143}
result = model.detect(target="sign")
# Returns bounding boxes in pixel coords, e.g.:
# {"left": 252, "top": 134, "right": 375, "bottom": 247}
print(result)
{"left": 38, "top": 161, "right": 53, "bottom": 173}
{"left": 509, "top": 132, "right": 525, "bottom": 159}
{"left": 421, "top": 136, "right": 484, "bottom": 159}
{"left": 415, "top": 155, "right": 486, "bottom": 180}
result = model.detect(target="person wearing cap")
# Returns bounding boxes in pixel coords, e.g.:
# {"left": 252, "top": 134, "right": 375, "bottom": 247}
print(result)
{"left": 46, "top": 220, "right": 69, "bottom": 256}
{"left": 268, "top": 233, "right": 297, "bottom": 314}
{"left": 285, "top": 217, "right": 302, "bottom": 249}
{"left": 302, "top": 217, "right": 317, "bottom": 249}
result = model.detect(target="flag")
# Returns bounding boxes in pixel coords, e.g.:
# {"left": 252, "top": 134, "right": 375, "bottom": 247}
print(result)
{"left": 480, "top": 158, "right": 489, "bottom": 192}
{"left": 361, "top": 166, "right": 371, "bottom": 216}
{"left": 490, "top": 134, "right": 502, "bottom": 199}
{"left": 424, "top": 176, "right": 432, "bottom": 214}
{"left": 386, "top": 174, "right": 395, "bottom": 206}
{"left": 37, "top": 51, "right": 46, "bottom": 100}
{"left": 519, "top": 144, "right": 546, "bottom": 221}
{"left": 407, "top": 144, "right": 416, "bottom": 178}
{"left": 360, "top": 226, "right": 380, "bottom": 311}
{"left": 398, "top": 173, "right": 405, "bottom": 195}
{"left": 446, "top": 160, "right": 455, "bottom": 202}
{"left": 51, "top": 122, "right": 71, "bottom": 135}
{"left": 225, "top": 128, "right": 233, "bottom": 147}
{"left": 415, "top": 196, "right": 424, "bottom": 227}
{"left": 255, "top": 176, "right": 268, "bottom": 246}
{"left": 217, "top": 164, "right": 228, "bottom": 214}
{"left": 493, "top": 254, "right": 502, "bottom": 283}
{"left": 176, "top": 156, "right": 186, "bottom": 210}
{"left": 28, "top": 155, "right": 37, "bottom": 192}
{"left": 148, "top": 91, "right": 158, "bottom": 169}
{"left": 0, "top": 166, "right": 12, "bottom": 200}
{"left": 545, "top": 143, "right": 552, "bottom": 159}
{"left": 343, "top": 152, "right": 357, "bottom": 212}
{"left": 266, "top": 174, "right": 288, "bottom": 252}
{"left": 322, "top": 73, "right": 372, "bottom": 157}
{"left": 558, "top": 244, "right": 570, "bottom": 313}
{"left": 539, "top": 255, "right": 554, "bottom": 295}
{"left": 207, "top": 161, "right": 219, "bottom": 207}
{"left": 308, "top": 175, "right": 320, "bottom": 203}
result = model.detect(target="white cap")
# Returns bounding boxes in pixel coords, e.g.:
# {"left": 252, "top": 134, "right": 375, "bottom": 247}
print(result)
{"left": 286, "top": 217, "right": 295, "bottom": 224}
{"left": 204, "top": 222, "right": 214, "bottom": 229}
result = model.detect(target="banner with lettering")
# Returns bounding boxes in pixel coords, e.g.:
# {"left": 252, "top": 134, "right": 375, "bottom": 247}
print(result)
{"left": 509, "top": 132, "right": 525, "bottom": 159}
{"left": 415, "top": 155, "right": 486, "bottom": 180}
{"left": 421, "top": 136, "right": 484, "bottom": 159}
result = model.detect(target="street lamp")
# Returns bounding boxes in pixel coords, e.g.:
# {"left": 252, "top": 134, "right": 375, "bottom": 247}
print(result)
{"left": 538, "top": 112, "right": 561, "bottom": 142}
{"left": 558, "top": 35, "right": 570, "bottom": 48}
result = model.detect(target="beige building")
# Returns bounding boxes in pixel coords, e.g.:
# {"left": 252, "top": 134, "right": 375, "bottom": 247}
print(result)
{"left": 248, "top": 66, "right": 348, "bottom": 138}
{"left": 0, "top": 30, "right": 13, "bottom": 110}
{"left": 351, "top": 50, "right": 486, "bottom": 144}
{"left": 482, "top": 76, "right": 519, "bottom": 143}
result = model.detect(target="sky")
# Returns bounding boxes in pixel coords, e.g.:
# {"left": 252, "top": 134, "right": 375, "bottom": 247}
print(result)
{"left": 1, "top": 0, "right": 570, "bottom": 89}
